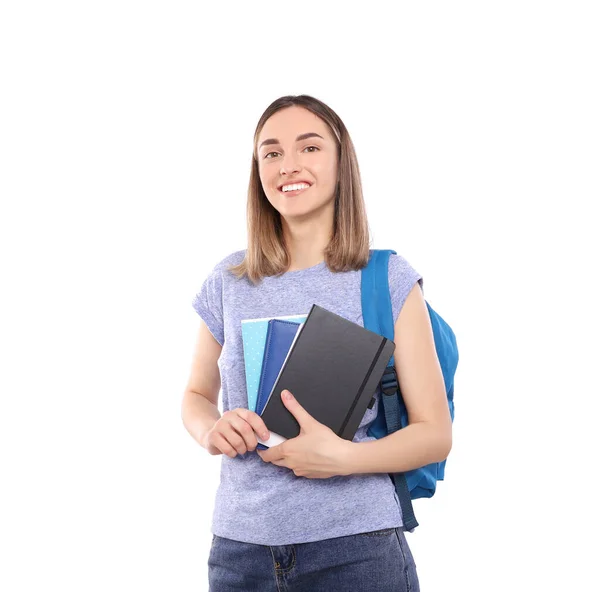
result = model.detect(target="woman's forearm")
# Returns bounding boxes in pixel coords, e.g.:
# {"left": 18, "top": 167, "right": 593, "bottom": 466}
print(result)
{"left": 181, "top": 390, "right": 221, "bottom": 449}
{"left": 340, "top": 421, "right": 452, "bottom": 476}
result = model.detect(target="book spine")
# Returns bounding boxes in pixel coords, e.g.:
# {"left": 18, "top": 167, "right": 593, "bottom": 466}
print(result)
{"left": 255, "top": 320, "right": 275, "bottom": 414}
{"left": 338, "top": 336, "right": 388, "bottom": 437}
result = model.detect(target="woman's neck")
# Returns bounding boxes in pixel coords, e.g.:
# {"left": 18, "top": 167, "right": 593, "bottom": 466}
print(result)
{"left": 281, "top": 208, "right": 334, "bottom": 272}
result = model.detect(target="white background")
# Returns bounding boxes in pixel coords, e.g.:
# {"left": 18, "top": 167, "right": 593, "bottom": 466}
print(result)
{"left": 1, "top": 1, "right": 598, "bottom": 590}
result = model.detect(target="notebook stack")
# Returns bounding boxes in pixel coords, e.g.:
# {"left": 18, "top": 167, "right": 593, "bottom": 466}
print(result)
{"left": 241, "top": 304, "right": 395, "bottom": 449}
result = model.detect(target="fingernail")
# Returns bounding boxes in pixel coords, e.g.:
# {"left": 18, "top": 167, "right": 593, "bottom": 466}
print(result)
{"left": 262, "top": 432, "right": 269, "bottom": 439}
{"left": 282, "top": 390, "right": 292, "bottom": 400}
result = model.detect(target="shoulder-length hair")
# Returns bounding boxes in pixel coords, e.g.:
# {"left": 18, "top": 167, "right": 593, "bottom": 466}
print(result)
{"left": 228, "top": 94, "right": 372, "bottom": 285}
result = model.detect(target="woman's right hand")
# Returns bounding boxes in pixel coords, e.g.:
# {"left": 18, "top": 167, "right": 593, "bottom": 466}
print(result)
{"left": 203, "top": 408, "right": 271, "bottom": 458}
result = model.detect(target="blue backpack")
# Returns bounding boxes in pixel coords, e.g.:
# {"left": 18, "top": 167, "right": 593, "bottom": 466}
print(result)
{"left": 362, "top": 249, "right": 458, "bottom": 531}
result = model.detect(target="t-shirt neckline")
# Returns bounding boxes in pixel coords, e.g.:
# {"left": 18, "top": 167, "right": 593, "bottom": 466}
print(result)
{"left": 282, "top": 259, "right": 326, "bottom": 275}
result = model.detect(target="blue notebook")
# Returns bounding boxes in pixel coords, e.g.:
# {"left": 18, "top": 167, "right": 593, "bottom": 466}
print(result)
{"left": 240, "top": 314, "right": 307, "bottom": 413}
{"left": 255, "top": 319, "right": 303, "bottom": 450}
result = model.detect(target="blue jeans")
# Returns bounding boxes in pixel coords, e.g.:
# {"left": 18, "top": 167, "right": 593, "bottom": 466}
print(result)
{"left": 208, "top": 527, "right": 420, "bottom": 591}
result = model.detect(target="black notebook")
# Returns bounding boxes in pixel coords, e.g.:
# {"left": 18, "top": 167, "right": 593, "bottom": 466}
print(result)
{"left": 258, "top": 304, "right": 396, "bottom": 445}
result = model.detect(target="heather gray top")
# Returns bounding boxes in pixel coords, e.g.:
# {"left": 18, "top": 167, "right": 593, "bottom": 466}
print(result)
{"left": 192, "top": 249, "right": 422, "bottom": 545}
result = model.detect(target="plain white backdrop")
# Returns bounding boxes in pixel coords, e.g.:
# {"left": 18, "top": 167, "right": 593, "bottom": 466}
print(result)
{"left": 1, "top": 1, "right": 598, "bottom": 590}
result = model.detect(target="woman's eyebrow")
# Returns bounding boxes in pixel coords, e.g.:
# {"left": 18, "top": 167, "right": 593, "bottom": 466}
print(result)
{"left": 258, "top": 132, "right": 324, "bottom": 150}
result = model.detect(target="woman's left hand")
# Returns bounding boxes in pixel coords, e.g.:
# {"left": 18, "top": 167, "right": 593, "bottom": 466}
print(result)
{"left": 257, "top": 390, "right": 352, "bottom": 479}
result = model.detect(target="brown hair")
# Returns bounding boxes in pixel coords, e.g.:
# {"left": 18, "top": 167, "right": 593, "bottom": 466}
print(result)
{"left": 228, "top": 94, "right": 372, "bottom": 285}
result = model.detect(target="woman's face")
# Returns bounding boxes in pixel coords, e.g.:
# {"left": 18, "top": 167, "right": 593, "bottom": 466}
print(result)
{"left": 256, "top": 106, "right": 339, "bottom": 222}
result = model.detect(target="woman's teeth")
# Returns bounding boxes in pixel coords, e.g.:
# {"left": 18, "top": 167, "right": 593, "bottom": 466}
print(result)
{"left": 281, "top": 183, "right": 310, "bottom": 193}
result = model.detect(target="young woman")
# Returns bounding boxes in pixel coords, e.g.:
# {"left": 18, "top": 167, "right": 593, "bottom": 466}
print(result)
{"left": 181, "top": 94, "right": 451, "bottom": 591}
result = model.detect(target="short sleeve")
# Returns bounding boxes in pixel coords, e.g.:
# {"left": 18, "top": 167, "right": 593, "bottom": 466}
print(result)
{"left": 388, "top": 253, "right": 423, "bottom": 324}
{"left": 192, "top": 265, "right": 225, "bottom": 346}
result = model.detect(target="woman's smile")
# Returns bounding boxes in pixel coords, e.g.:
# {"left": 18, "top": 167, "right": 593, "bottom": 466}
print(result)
{"left": 279, "top": 184, "right": 312, "bottom": 197}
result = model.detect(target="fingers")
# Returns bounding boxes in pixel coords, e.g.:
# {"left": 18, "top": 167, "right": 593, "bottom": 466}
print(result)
{"left": 207, "top": 409, "right": 271, "bottom": 458}
{"left": 205, "top": 417, "right": 246, "bottom": 458}
{"left": 239, "top": 408, "right": 271, "bottom": 441}
{"left": 228, "top": 415, "right": 258, "bottom": 454}
{"left": 210, "top": 432, "right": 241, "bottom": 458}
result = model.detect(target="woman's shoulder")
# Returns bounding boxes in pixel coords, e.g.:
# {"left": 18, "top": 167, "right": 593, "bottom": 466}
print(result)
{"left": 221, "top": 248, "right": 247, "bottom": 267}
{"left": 385, "top": 251, "right": 423, "bottom": 319}
{"left": 208, "top": 249, "right": 247, "bottom": 274}
{"left": 384, "top": 251, "right": 421, "bottom": 279}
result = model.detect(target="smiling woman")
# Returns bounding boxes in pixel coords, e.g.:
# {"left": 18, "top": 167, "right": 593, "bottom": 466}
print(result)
{"left": 225, "top": 95, "right": 371, "bottom": 281}
{"left": 251, "top": 105, "right": 345, "bottom": 269}
{"left": 181, "top": 94, "right": 440, "bottom": 591}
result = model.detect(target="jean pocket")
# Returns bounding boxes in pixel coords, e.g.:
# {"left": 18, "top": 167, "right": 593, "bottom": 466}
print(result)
{"left": 357, "top": 527, "right": 397, "bottom": 537}
{"left": 395, "top": 528, "right": 420, "bottom": 590}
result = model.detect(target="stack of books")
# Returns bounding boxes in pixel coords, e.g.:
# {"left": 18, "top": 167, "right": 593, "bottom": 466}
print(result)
{"left": 241, "top": 304, "right": 395, "bottom": 449}
{"left": 241, "top": 313, "right": 307, "bottom": 415}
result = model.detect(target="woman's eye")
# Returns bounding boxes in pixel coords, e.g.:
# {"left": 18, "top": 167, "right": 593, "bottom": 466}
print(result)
{"left": 264, "top": 146, "right": 319, "bottom": 159}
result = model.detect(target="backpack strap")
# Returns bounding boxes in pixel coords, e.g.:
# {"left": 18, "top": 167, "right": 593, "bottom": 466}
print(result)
{"left": 361, "top": 249, "right": 419, "bottom": 531}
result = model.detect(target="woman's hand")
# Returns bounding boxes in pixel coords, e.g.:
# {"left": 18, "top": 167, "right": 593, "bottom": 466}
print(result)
{"left": 257, "top": 390, "right": 352, "bottom": 479}
{"left": 203, "top": 408, "right": 271, "bottom": 458}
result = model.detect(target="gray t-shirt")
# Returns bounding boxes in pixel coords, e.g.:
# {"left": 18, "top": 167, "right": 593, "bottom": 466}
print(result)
{"left": 192, "top": 248, "right": 422, "bottom": 545}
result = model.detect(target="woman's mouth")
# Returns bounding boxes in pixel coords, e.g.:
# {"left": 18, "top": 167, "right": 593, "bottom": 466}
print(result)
{"left": 278, "top": 183, "right": 311, "bottom": 197}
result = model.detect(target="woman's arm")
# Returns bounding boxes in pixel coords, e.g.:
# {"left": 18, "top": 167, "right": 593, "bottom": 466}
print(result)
{"left": 338, "top": 283, "right": 452, "bottom": 476}
{"left": 181, "top": 320, "right": 223, "bottom": 449}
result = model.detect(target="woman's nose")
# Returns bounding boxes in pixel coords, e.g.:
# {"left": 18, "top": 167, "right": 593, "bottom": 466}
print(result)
{"left": 280, "top": 153, "right": 300, "bottom": 175}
